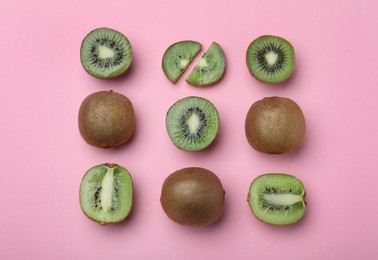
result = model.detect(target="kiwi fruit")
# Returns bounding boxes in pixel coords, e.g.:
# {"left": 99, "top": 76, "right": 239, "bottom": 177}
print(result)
{"left": 165, "top": 96, "right": 220, "bottom": 151}
{"left": 248, "top": 173, "right": 306, "bottom": 225}
{"left": 80, "top": 163, "right": 133, "bottom": 225}
{"left": 186, "top": 42, "right": 226, "bottom": 86}
{"left": 160, "top": 167, "right": 225, "bottom": 226}
{"left": 78, "top": 90, "right": 135, "bottom": 148}
{"left": 80, "top": 27, "right": 132, "bottom": 79}
{"left": 245, "top": 96, "right": 305, "bottom": 154}
{"left": 246, "top": 35, "right": 295, "bottom": 83}
{"left": 162, "top": 41, "right": 202, "bottom": 83}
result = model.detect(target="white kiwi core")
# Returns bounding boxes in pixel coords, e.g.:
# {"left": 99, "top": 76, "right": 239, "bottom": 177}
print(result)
{"left": 186, "top": 113, "right": 200, "bottom": 134}
{"left": 265, "top": 51, "right": 278, "bottom": 65}
{"left": 98, "top": 45, "right": 115, "bottom": 59}
{"left": 99, "top": 167, "right": 115, "bottom": 212}
{"left": 263, "top": 194, "right": 303, "bottom": 206}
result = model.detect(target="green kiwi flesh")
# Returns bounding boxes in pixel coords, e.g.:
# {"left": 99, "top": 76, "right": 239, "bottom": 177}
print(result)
{"left": 78, "top": 90, "right": 135, "bottom": 148}
{"left": 248, "top": 173, "right": 306, "bottom": 225}
{"left": 162, "top": 41, "right": 202, "bottom": 83}
{"left": 245, "top": 96, "right": 305, "bottom": 154}
{"left": 166, "top": 96, "right": 220, "bottom": 151}
{"left": 80, "top": 163, "right": 133, "bottom": 225}
{"left": 80, "top": 27, "right": 132, "bottom": 79}
{"left": 160, "top": 167, "right": 225, "bottom": 226}
{"left": 186, "top": 42, "right": 226, "bottom": 86}
{"left": 246, "top": 35, "right": 295, "bottom": 83}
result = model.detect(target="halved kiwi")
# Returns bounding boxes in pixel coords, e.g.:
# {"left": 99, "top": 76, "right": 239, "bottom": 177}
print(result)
{"left": 162, "top": 41, "right": 202, "bottom": 83}
{"left": 245, "top": 96, "right": 305, "bottom": 154}
{"left": 80, "top": 27, "right": 132, "bottom": 79}
{"left": 160, "top": 167, "right": 225, "bottom": 226}
{"left": 80, "top": 163, "right": 133, "bottom": 225}
{"left": 166, "top": 96, "right": 220, "bottom": 151}
{"left": 248, "top": 173, "right": 306, "bottom": 225}
{"left": 78, "top": 90, "right": 135, "bottom": 149}
{"left": 186, "top": 42, "right": 226, "bottom": 86}
{"left": 246, "top": 35, "right": 295, "bottom": 83}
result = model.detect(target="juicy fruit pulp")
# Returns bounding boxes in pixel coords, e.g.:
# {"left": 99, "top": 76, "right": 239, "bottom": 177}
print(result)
{"left": 80, "top": 27, "right": 132, "bottom": 79}
{"left": 246, "top": 35, "right": 295, "bottom": 83}
{"left": 162, "top": 41, "right": 202, "bottom": 83}
{"left": 160, "top": 167, "right": 225, "bottom": 226}
{"left": 80, "top": 164, "right": 133, "bottom": 225}
{"left": 78, "top": 90, "right": 135, "bottom": 148}
{"left": 245, "top": 96, "right": 306, "bottom": 154}
{"left": 186, "top": 42, "right": 226, "bottom": 86}
{"left": 248, "top": 174, "right": 306, "bottom": 225}
{"left": 166, "top": 96, "right": 220, "bottom": 151}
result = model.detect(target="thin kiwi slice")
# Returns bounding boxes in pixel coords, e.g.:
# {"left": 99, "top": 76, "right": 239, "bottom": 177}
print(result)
{"left": 166, "top": 96, "right": 220, "bottom": 151}
{"left": 246, "top": 35, "right": 295, "bottom": 83}
{"left": 80, "top": 27, "right": 132, "bottom": 79}
{"left": 162, "top": 41, "right": 202, "bottom": 83}
{"left": 80, "top": 163, "right": 133, "bottom": 225}
{"left": 248, "top": 173, "right": 306, "bottom": 225}
{"left": 186, "top": 42, "right": 226, "bottom": 86}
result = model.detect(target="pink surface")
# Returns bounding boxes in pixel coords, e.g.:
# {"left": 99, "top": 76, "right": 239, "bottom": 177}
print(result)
{"left": 1, "top": 0, "right": 378, "bottom": 259}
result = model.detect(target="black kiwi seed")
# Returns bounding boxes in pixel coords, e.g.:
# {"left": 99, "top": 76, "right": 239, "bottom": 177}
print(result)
{"left": 160, "top": 167, "right": 225, "bottom": 226}
{"left": 245, "top": 96, "right": 306, "bottom": 154}
{"left": 80, "top": 27, "right": 132, "bottom": 79}
{"left": 78, "top": 90, "right": 135, "bottom": 149}
{"left": 246, "top": 35, "right": 295, "bottom": 84}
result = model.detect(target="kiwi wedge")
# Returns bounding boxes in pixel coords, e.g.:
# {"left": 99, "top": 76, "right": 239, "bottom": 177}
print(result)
{"left": 80, "top": 27, "right": 132, "bottom": 79}
{"left": 246, "top": 35, "right": 295, "bottom": 83}
{"left": 162, "top": 41, "right": 202, "bottom": 83}
{"left": 80, "top": 163, "right": 133, "bottom": 225}
{"left": 245, "top": 96, "right": 305, "bottom": 154}
{"left": 160, "top": 167, "right": 225, "bottom": 226}
{"left": 248, "top": 173, "right": 306, "bottom": 225}
{"left": 166, "top": 96, "right": 220, "bottom": 151}
{"left": 78, "top": 90, "right": 135, "bottom": 149}
{"left": 186, "top": 42, "right": 226, "bottom": 86}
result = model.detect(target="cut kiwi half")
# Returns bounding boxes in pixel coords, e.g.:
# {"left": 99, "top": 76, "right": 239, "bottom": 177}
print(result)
{"left": 166, "top": 96, "right": 220, "bottom": 151}
{"left": 248, "top": 173, "right": 306, "bottom": 225}
{"left": 80, "top": 27, "right": 132, "bottom": 79}
{"left": 79, "top": 163, "right": 133, "bottom": 225}
{"left": 162, "top": 41, "right": 202, "bottom": 83}
{"left": 246, "top": 35, "right": 295, "bottom": 83}
{"left": 186, "top": 42, "right": 226, "bottom": 87}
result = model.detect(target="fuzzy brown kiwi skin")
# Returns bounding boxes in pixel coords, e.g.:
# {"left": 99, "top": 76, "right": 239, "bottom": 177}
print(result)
{"left": 79, "top": 163, "right": 134, "bottom": 225}
{"left": 245, "top": 97, "right": 306, "bottom": 154}
{"left": 246, "top": 35, "right": 296, "bottom": 84}
{"left": 78, "top": 90, "right": 135, "bottom": 148}
{"left": 160, "top": 167, "right": 225, "bottom": 226}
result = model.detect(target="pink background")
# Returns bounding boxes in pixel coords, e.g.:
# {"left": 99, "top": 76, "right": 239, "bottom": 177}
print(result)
{"left": 1, "top": 0, "right": 378, "bottom": 259}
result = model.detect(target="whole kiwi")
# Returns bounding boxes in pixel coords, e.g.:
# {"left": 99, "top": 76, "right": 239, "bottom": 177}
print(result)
{"left": 78, "top": 90, "right": 135, "bottom": 148}
{"left": 245, "top": 96, "right": 306, "bottom": 154}
{"left": 160, "top": 167, "right": 225, "bottom": 226}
